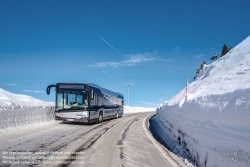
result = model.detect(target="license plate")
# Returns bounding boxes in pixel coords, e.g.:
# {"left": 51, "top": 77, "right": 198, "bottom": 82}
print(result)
{"left": 66, "top": 119, "right": 74, "bottom": 121}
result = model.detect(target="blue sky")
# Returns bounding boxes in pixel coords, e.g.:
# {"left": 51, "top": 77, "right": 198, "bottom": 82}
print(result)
{"left": 0, "top": 0, "right": 250, "bottom": 107}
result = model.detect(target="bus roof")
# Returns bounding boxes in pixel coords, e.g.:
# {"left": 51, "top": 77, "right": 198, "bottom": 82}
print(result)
{"left": 56, "top": 83, "right": 124, "bottom": 99}
{"left": 87, "top": 83, "right": 124, "bottom": 99}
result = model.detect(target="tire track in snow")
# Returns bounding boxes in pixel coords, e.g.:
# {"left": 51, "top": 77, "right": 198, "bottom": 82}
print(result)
{"left": 0, "top": 120, "right": 119, "bottom": 166}
{"left": 57, "top": 117, "right": 132, "bottom": 167}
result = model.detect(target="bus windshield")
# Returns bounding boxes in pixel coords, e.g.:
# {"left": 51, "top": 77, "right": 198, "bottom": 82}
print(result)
{"left": 56, "top": 91, "right": 88, "bottom": 110}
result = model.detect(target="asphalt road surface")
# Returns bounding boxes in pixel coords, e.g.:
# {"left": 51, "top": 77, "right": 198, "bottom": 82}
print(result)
{"left": 0, "top": 112, "right": 178, "bottom": 167}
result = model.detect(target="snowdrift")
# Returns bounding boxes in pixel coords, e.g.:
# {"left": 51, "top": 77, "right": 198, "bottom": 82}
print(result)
{"left": 156, "top": 36, "right": 250, "bottom": 167}
{"left": 0, "top": 88, "right": 54, "bottom": 129}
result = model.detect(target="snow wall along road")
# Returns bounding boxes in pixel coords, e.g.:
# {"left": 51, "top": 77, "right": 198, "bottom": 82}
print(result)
{"left": 0, "top": 107, "right": 54, "bottom": 129}
{"left": 156, "top": 88, "right": 250, "bottom": 167}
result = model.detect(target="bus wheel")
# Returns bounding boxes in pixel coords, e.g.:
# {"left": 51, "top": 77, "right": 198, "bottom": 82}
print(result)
{"left": 99, "top": 114, "right": 103, "bottom": 123}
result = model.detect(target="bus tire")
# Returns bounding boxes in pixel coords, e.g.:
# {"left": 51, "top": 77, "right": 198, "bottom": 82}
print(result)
{"left": 98, "top": 113, "right": 103, "bottom": 123}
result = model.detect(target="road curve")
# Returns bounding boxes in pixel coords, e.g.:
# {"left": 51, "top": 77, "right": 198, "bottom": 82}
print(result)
{"left": 0, "top": 112, "right": 176, "bottom": 167}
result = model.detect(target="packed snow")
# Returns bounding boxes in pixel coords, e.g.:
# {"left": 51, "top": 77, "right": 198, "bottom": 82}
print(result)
{"left": 156, "top": 36, "right": 250, "bottom": 167}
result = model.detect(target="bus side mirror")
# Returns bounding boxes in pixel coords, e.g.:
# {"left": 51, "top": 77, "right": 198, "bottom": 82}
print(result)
{"left": 46, "top": 84, "right": 56, "bottom": 95}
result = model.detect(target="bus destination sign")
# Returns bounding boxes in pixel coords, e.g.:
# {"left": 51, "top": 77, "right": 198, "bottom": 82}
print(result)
{"left": 59, "top": 84, "right": 85, "bottom": 89}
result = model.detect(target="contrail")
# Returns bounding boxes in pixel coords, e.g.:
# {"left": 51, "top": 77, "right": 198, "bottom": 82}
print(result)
{"left": 100, "top": 37, "right": 123, "bottom": 55}
{"left": 63, "top": 0, "right": 123, "bottom": 55}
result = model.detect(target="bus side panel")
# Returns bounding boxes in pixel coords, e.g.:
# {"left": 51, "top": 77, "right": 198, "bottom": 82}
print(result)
{"left": 88, "top": 85, "right": 124, "bottom": 121}
{"left": 103, "top": 109, "right": 115, "bottom": 120}
{"left": 89, "top": 110, "right": 99, "bottom": 120}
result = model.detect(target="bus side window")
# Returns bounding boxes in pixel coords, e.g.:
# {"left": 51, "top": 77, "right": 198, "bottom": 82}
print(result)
{"left": 91, "top": 89, "right": 94, "bottom": 99}
{"left": 122, "top": 100, "right": 124, "bottom": 106}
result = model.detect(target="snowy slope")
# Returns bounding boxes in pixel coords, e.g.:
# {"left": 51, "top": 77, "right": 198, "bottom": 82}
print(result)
{"left": 0, "top": 88, "right": 53, "bottom": 109}
{"left": 169, "top": 36, "right": 250, "bottom": 106}
{"left": 156, "top": 36, "right": 250, "bottom": 167}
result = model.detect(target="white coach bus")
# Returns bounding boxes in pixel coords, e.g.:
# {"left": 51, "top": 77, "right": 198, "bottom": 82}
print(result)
{"left": 46, "top": 83, "right": 124, "bottom": 123}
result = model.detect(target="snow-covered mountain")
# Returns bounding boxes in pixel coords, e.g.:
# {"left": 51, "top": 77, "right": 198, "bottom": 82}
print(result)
{"left": 169, "top": 36, "right": 250, "bottom": 106}
{"left": 0, "top": 88, "right": 53, "bottom": 109}
{"left": 156, "top": 36, "right": 250, "bottom": 167}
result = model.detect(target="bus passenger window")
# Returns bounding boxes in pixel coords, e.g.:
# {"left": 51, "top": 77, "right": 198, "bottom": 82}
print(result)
{"left": 91, "top": 89, "right": 94, "bottom": 99}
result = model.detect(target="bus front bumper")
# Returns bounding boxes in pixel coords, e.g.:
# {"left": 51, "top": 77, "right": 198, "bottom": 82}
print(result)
{"left": 57, "top": 116, "right": 89, "bottom": 123}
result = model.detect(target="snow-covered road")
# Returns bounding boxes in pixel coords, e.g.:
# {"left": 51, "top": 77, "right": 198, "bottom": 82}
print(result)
{"left": 0, "top": 112, "right": 176, "bottom": 167}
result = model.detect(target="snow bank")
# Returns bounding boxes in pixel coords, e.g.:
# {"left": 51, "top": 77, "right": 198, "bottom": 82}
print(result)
{"left": 156, "top": 36, "right": 250, "bottom": 167}
{"left": 124, "top": 106, "right": 156, "bottom": 114}
{"left": 158, "top": 100, "right": 168, "bottom": 110}
{"left": 0, "top": 108, "right": 54, "bottom": 129}
{"left": 0, "top": 88, "right": 53, "bottom": 109}
{"left": 0, "top": 88, "right": 55, "bottom": 129}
